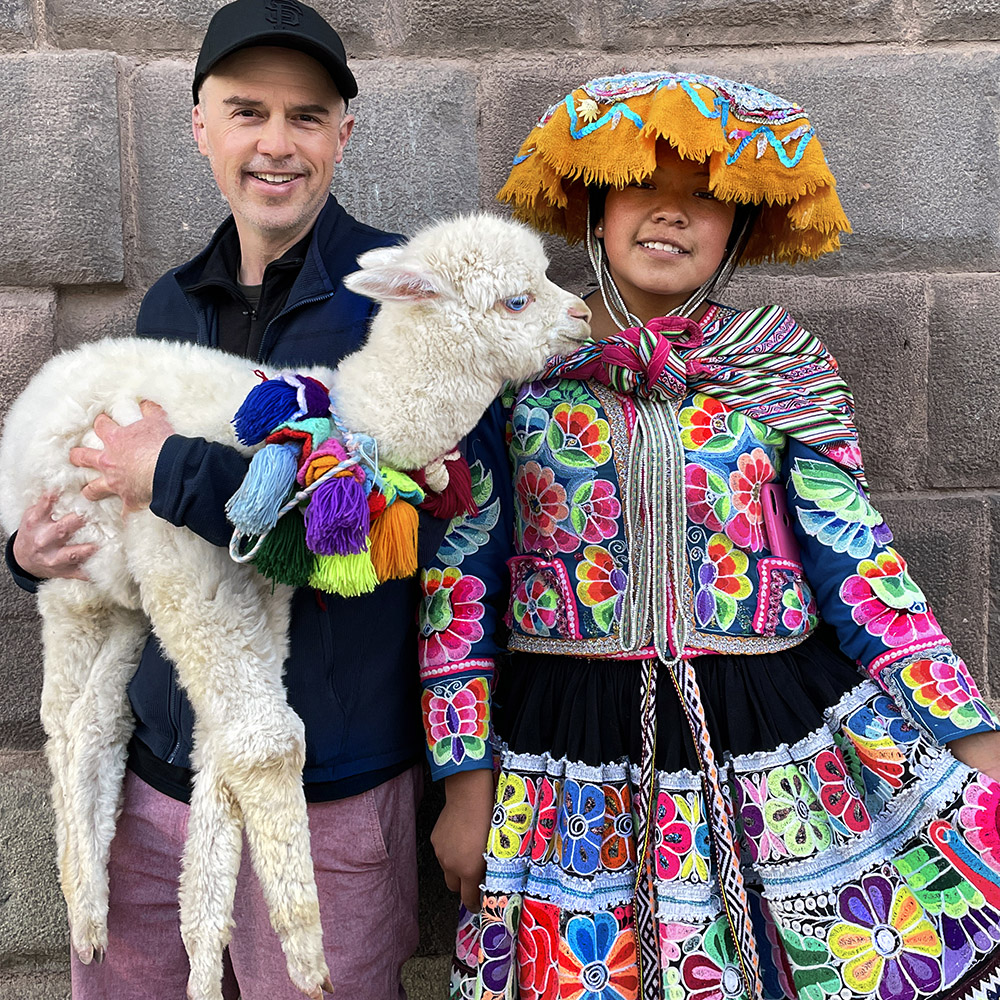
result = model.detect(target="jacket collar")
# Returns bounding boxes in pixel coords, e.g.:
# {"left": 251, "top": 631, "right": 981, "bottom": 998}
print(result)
{"left": 174, "top": 194, "right": 353, "bottom": 307}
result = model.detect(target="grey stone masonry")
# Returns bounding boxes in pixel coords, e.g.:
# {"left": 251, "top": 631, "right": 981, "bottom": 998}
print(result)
{"left": 0, "top": 53, "right": 123, "bottom": 286}
{"left": 0, "top": 0, "right": 32, "bottom": 49}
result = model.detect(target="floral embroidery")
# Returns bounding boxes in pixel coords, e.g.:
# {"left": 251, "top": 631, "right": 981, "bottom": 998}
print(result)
{"left": 840, "top": 550, "right": 942, "bottom": 648}
{"left": 686, "top": 462, "right": 732, "bottom": 531}
{"left": 512, "top": 571, "right": 561, "bottom": 636}
{"left": 438, "top": 460, "right": 501, "bottom": 567}
{"left": 559, "top": 911, "right": 639, "bottom": 1000}
{"left": 419, "top": 566, "right": 486, "bottom": 666}
{"left": 725, "top": 447, "right": 775, "bottom": 552}
{"left": 421, "top": 677, "right": 489, "bottom": 767}
{"left": 675, "top": 793, "right": 711, "bottom": 881}
{"left": 764, "top": 764, "right": 832, "bottom": 857}
{"left": 479, "top": 893, "right": 522, "bottom": 997}
{"left": 510, "top": 405, "right": 549, "bottom": 457}
{"left": 531, "top": 777, "right": 560, "bottom": 864}
{"left": 814, "top": 747, "right": 871, "bottom": 834}
{"left": 515, "top": 460, "right": 575, "bottom": 554}
{"left": 828, "top": 875, "right": 942, "bottom": 1000}
{"left": 576, "top": 545, "right": 627, "bottom": 634}
{"left": 559, "top": 780, "right": 605, "bottom": 877}
{"left": 489, "top": 773, "right": 536, "bottom": 860}
{"left": 570, "top": 479, "right": 621, "bottom": 543}
{"left": 775, "top": 927, "right": 840, "bottom": 1000}
{"left": 547, "top": 402, "right": 613, "bottom": 467}
{"left": 680, "top": 918, "right": 746, "bottom": 1000}
{"left": 601, "top": 784, "right": 635, "bottom": 871}
{"left": 843, "top": 704, "right": 907, "bottom": 798}
{"left": 958, "top": 775, "right": 1000, "bottom": 872}
{"left": 695, "top": 534, "right": 753, "bottom": 630}
{"left": 679, "top": 393, "right": 745, "bottom": 452}
{"left": 734, "top": 772, "right": 789, "bottom": 863}
{"left": 899, "top": 657, "right": 997, "bottom": 732}
{"left": 781, "top": 579, "right": 818, "bottom": 634}
{"left": 654, "top": 790, "right": 693, "bottom": 879}
{"left": 517, "top": 898, "right": 560, "bottom": 1000}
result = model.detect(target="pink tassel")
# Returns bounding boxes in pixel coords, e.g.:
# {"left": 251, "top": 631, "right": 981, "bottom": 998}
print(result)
{"left": 304, "top": 475, "right": 371, "bottom": 556}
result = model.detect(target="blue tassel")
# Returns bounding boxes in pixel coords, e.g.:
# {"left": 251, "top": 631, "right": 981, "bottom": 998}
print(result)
{"left": 226, "top": 443, "right": 300, "bottom": 535}
{"left": 233, "top": 379, "right": 301, "bottom": 445}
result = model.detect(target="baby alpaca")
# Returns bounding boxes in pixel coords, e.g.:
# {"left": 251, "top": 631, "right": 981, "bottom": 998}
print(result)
{"left": 0, "top": 213, "right": 590, "bottom": 1000}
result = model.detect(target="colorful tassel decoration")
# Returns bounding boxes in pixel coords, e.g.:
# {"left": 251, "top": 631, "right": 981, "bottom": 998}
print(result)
{"left": 416, "top": 454, "right": 478, "bottom": 519}
{"left": 308, "top": 551, "right": 379, "bottom": 596}
{"left": 380, "top": 468, "right": 424, "bottom": 504}
{"left": 304, "top": 475, "right": 370, "bottom": 555}
{"left": 251, "top": 507, "right": 316, "bottom": 587}
{"left": 295, "top": 376, "right": 331, "bottom": 419}
{"left": 226, "top": 443, "right": 300, "bottom": 536}
{"left": 233, "top": 379, "right": 301, "bottom": 445}
{"left": 369, "top": 497, "right": 418, "bottom": 581}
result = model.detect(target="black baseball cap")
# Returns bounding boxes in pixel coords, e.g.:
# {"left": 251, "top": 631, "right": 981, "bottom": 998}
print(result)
{"left": 193, "top": 0, "right": 357, "bottom": 104}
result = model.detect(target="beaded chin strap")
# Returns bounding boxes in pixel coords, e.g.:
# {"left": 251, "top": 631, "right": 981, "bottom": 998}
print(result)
{"left": 586, "top": 207, "right": 765, "bottom": 1000}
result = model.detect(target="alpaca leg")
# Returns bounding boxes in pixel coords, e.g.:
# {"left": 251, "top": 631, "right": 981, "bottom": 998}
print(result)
{"left": 37, "top": 584, "right": 148, "bottom": 963}
{"left": 131, "top": 525, "right": 327, "bottom": 999}
{"left": 179, "top": 748, "right": 245, "bottom": 1000}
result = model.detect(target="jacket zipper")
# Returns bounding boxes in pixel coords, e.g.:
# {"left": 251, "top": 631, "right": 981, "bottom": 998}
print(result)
{"left": 257, "top": 290, "right": 335, "bottom": 363}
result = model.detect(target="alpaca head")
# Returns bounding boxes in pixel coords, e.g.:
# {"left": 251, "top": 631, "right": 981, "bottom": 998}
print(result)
{"left": 343, "top": 213, "right": 592, "bottom": 386}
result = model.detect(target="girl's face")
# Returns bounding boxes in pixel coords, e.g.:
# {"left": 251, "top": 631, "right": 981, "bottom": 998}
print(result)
{"left": 596, "top": 147, "right": 736, "bottom": 324}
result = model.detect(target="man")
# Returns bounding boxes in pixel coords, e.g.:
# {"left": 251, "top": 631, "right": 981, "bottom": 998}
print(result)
{"left": 6, "top": 2, "right": 433, "bottom": 996}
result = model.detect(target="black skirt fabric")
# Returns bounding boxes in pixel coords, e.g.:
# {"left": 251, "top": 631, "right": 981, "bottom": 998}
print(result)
{"left": 493, "top": 626, "right": 862, "bottom": 770}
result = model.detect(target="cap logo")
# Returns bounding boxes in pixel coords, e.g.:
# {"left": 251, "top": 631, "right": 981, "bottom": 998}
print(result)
{"left": 264, "top": 0, "right": 302, "bottom": 28}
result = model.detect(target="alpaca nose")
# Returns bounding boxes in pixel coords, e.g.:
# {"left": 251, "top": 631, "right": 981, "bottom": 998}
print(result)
{"left": 568, "top": 301, "right": 592, "bottom": 322}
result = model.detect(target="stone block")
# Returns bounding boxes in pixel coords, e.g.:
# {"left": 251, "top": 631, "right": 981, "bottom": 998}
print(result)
{"left": 0, "top": 54, "right": 123, "bottom": 286}
{"left": 0, "top": 290, "right": 57, "bottom": 410}
{"left": 705, "top": 50, "right": 1000, "bottom": 276}
{"left": 45, "top": 0, "right": 383, "bottom": 58}
{"left": 55, "top": 288, "right": 148, "bottom": 351}
{"left": 725, "top": 273, "right": 929, "bottom": 492}
{"left": 926, "top": 276, "right": 1000, "bottom": 489}
{"left": 912, "top": 0, "right": 1000, "bottom": 41}
{"left": 129, "top": 59, "right": 231, "bottom": 285}
{"left": 0, "top": 754, "right": 67, "bottom": 958}
{"left": 337, "top": 61, "right": 479, "bottom": 236}
{"left": 0, "top": 964, "right": 70, "bottom": 1000}
{"left": 595, "top": 0, "right": 896, "bottom": 49}
{"left": 877, "top": 495, "right": 991, "bottom": 687}
{"left": 385, "top": 0, "right": 586, "bottom": 54}
{"left": 0, "top": 0, "right": 32, "bottom": 49}
{"left": 401, "top": 955, "right": 451, "bottom": 1000}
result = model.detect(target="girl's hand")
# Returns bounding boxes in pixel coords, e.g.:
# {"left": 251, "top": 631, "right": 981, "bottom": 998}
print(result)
{"left": 948, "top": 730, "right": 1000, "bottom": 783}
{"left": 431, "top": 768, "right": 494, "bottom": 912}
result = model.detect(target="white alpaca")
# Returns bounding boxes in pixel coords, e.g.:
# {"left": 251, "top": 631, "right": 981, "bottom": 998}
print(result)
{"left": 0, "top": 213, "right": 590, "bottom": 1000}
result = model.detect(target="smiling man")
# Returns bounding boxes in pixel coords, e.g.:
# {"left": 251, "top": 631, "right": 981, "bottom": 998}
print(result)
{"left": 5, "top": 2, "right": 430, "bottom": 998}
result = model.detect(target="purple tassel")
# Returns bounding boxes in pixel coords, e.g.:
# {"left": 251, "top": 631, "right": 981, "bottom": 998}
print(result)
{"left": 233, "top": 379, "right": 300, "bottom": 445}
{"left": 299, "top": 376, "right": 332, "bottom": 419}
{"left": 304, "top": 475, "right": 371, "bottom": 556}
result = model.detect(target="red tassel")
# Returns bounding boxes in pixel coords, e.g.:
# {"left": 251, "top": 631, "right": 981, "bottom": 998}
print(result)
{"left": 414, "top": 454, "right": 478, "bottom": 519}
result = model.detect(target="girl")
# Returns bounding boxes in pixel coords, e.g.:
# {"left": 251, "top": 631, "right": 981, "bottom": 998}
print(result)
{"left": 419, "top": 71, "right": 1000, "bottom": 1000}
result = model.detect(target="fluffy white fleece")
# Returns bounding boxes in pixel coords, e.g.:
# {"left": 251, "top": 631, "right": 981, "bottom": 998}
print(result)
{"left": 0, "top": 213, "right": 590, "bottom": 1000}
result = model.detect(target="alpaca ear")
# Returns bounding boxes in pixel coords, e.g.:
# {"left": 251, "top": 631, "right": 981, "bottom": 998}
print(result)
{"left": 344, "top": 253, "right": 443, "bottom": 303}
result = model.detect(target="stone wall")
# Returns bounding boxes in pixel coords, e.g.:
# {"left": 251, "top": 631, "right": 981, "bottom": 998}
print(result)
{"left": 2, "top": 0, "right": 1000, "bottom": 996}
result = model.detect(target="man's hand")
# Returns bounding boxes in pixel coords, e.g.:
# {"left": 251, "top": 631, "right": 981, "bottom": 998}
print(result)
{"left": 431, "top": 768, "right": 494, "bottom": 913}
{"left": 69, "top": 400, "right": 174, "bottom": 513}
{"left": 949, "top": 730, "right": 1000, "bottom": 783}
{"left": 12, "top": 493, "right": 97, "bottom": 581}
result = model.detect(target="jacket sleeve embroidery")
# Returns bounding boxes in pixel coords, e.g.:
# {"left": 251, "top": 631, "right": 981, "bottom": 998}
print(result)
{"left": 785, "top": 436, "right": 999, "bottom": 744}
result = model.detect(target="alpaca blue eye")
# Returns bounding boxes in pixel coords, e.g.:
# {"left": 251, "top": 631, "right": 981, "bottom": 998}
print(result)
{"left": 503, "top": 294, "right": 532, "bottom": 312}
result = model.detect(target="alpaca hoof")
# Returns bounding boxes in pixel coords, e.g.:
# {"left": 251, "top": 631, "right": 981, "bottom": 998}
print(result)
{"left": 76, "top": 944, "right": 94, "bottom": 966}
{"left": 94, "top": 946, "right": 105, "bottom": 964}
{"left": 322, "top": 976, "right": 334, "bottom": 993}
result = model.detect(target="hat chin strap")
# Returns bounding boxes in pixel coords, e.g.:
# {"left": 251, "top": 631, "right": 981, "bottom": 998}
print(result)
{"left": 585, "top": 204, "right": 754, "bottom": 329}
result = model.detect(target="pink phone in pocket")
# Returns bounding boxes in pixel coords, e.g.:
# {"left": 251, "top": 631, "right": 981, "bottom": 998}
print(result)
{"left": 761, "top": 482, "right": 802, "bottom": 563}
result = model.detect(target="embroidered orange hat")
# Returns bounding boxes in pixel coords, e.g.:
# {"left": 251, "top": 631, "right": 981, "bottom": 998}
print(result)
{"left": 497, "top": 71, "right": 851, "bottom": 266}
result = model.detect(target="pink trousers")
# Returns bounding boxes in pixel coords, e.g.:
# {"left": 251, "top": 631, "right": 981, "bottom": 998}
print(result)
{"left": 71, "top": 766, "right": 422, "bottom": 1000}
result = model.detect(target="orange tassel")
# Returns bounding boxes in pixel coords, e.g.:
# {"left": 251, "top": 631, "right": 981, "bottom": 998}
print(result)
{"left": 369, "top": 499, "right": 419, "bottom": 581}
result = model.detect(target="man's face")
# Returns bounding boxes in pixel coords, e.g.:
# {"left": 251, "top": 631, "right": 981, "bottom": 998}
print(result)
{"left": 192, "top": 46, "right": 354, "bottom": 245}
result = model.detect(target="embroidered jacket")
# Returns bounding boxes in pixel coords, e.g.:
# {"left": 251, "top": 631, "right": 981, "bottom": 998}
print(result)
{"left": 418, "top": 306, "right": 999, "bottom": 779}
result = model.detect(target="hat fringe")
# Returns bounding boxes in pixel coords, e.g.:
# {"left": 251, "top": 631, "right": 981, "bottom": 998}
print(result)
{"left": 497, "top": 72, "right": 851, "bottom": 265}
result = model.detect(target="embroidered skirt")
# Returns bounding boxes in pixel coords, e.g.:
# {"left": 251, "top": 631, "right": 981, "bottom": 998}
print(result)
{"left": 451, "top": 631, "right": 1000, "bottom": 1000}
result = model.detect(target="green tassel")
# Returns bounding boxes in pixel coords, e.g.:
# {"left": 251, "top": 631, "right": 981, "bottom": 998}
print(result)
{"left": 252, "top": 509, "right": 316, "bottom": 587}
{"left": 308, "top": 550, "right": 379, "bottom": 596}
{"left": 380, "top": 467, "right": 425, "bottom": 503}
